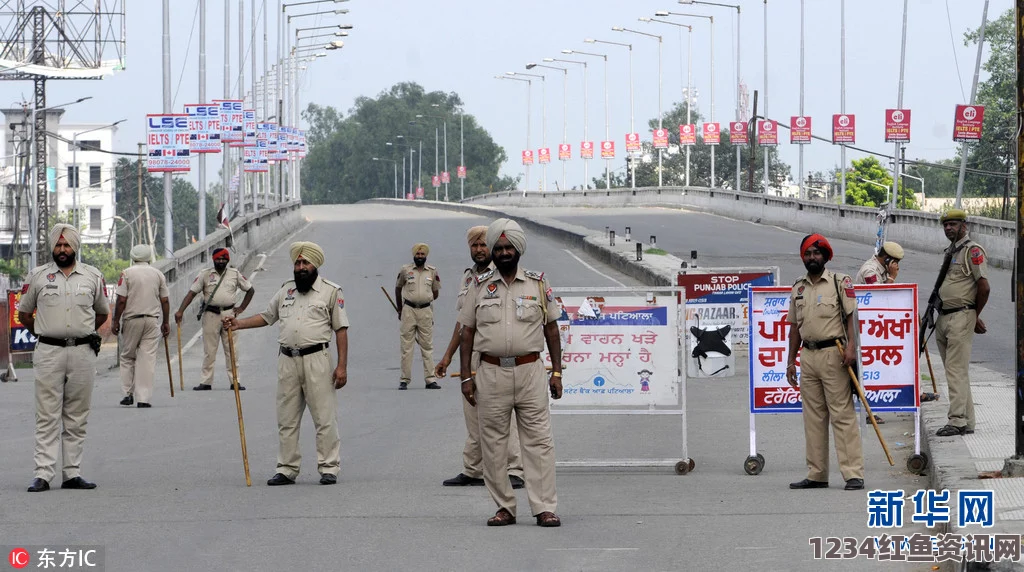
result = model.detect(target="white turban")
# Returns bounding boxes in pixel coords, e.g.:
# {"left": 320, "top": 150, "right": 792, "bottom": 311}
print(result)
{"left": 486, "top": 218, "right": 526, "bottom": 256}
{"left": 466, "top": 225, "right": 488, "bottom": 246}
{"left": 49, "top": 223, "right": 80, "bottom": 253}
{"left": 289, "top": 241, "right": 325, "bottom": 267}
{"left": 130, "top": 244, "right": 153, "bottom": 262}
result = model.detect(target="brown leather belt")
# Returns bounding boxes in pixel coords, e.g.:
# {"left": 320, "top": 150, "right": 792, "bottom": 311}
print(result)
{"left": 480, "top": 352, "right": 541, "bottom": 368}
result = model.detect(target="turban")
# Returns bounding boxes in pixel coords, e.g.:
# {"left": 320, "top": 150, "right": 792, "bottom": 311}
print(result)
{"left": 130, "top": 244, "right": 153, "bottom": 262}
{"left": 289, "top": 241, "right": 325, "bottom": 268}
{"left": 49, "top": 223, "right": 80, "bottom": 253}
{"left": 799, "top": 233, "right": 832, "bottom": 262}
{"left": 466, "top": 225, "right": 488, "bottom": 246}
{"left": 412, "top": 243, "right": 430, "bottom": 256}
{"left": 486, "top": 218, "right": 527, "bottom": 256}
{"left": 212, "top": 247, "right": 230, "bottom": 261}
{"left": 941, "top": 208, "right": 967, "bottom": 223}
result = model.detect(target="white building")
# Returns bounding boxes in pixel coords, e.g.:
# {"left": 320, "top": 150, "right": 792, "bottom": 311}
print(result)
{"left": 0, "top": 108, "right": 118, "bottom": 259}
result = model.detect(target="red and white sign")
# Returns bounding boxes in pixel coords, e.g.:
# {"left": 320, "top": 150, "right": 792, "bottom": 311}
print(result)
{"left": 832, "top": 114, "right": 856, "bottom": 144}
{"left": 625, "top": 132, "right": 641, "bottom": 152}
{"left": 600, "top": 140, "right": 615, "bottom": 159}
{"left": 729, "top": 121, "right": 748, "bottom": 145}
{"left": 538, "top": 147, "right": 551, "bottom": 164}
{"left": 522, "top": 149, "right": 534, "bottom": 165}
{"left": 457, "top": 165, "right": 467, "bottom": 179}
{"left": 652, "top": 128, "right": 669, "bottom": 149}
{"left": 431, "top": 175, "right": 441, "bottom": 188}
{"left": 415, "top": 187, "right": 424, "bottom": 199}
{"left": 8, "top": 547, "right": 30, "bottom": 569}
{"left": 757, "top": 120, "right": 778, "bottom": 146}
{"left": 953, "top": 104, "right": 984, "bottom": 142}
{"left": 884, "top": 109, "right": 911, "bottom": 142}
{"left": 679, "top": 124, "right": 697, "bottom": 146}
{"left": 406, "top": 192, "right": 414, "bottom": 200}
{"left": 581, "top": 141, "right": 595, "bottom": 159}
{"left": 790, "top": 116, "right": 812, "bottom": 144}
{"left": 703, "top": 122, "right": 721, "bottom": 145}
{"left": 558, "top": 143, "right": 571, "bottom": 160}
{"left": 441, "top": 171, "right": 450, "bottom": 184}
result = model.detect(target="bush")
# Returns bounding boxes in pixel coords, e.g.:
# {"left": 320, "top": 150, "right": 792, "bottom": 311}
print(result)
{"left": 80, "top": 245, "right": 130, "bottom": 283}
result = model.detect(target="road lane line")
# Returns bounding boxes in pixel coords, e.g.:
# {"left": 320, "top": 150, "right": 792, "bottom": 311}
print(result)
{"left": 562, "top": 249, "right": 627, "bottom": 287}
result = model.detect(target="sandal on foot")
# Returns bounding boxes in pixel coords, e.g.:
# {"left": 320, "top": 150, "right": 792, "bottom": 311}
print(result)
{"left": 487, "top": 508, "right": 516, "bottom": 526}
{"left": 936, "top": 424, "right": 966, "bottom": 437}
{"left": 535, "top": 511, "right": 561, "bottom": 527}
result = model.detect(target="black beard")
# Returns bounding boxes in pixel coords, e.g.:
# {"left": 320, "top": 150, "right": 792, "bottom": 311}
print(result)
{"left": 803, "top": 259, "right": 824, "bottom": 275}
{"left": 414, "top": 258, "right": 426, "bottom": 267}
{"left": 214, "top": 262, "right": 228, "bottom": 272}
{"left": 294, "top": 268, "right": 318, "bottom": 293}
{"left": 53, "top": 252, "right": 74, "bottom": 268}
{"left": 493, "top": 251, "right": 521, "bottom": 275}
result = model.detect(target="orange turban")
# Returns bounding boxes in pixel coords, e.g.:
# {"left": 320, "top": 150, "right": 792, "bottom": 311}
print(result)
{"left": 800, "top": 234, "right": 832, "bottom": 261}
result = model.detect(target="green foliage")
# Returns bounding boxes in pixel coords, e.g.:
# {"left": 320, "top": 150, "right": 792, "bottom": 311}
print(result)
{"left": 300, "top": 82, "right": 509, "bottom": 203}
{"left": 844, "top": 156, "right": 917, "bottom": 209}
{"left": 0, "top": 258, "right": 25, "bottom": 282}
{"left": 908, "top": 158, "right": 958, "bottom": 198}
{"left": 79, "top": 245, "right": 130, "bottom": 283}
{"left": 644, "top": 248, "right": 669, "bottom": 256}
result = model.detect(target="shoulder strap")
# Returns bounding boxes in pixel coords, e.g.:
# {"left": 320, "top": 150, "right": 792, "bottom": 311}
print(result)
{"left": 833, "top": 273, "right": 849, "bottom": 343}
{"left": 203, "top": 270, "right": 226, "bottom": 307}
{"left": 538, "top": 279, "right": 547, "bottom": 324}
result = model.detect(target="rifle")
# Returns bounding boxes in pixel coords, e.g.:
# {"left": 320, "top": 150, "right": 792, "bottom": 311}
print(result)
{"left": 919, "top": 244, "right": 965, "bottom": 354}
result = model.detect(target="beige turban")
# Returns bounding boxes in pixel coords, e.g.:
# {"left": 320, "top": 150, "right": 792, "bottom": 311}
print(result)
{"left": 412, "top": 243, "right": 430, "bottom": 256}
{"left": 466, "top": 225, "right": 488, "bottom": 246}
{"left": 49, "top": 223, "right": 80, "bottom": 253}
{"left": 486, "top": 218, "right": 526, "bottom": 256}
{"left": 289, "top": 241, "right": 325, "bottom": 267}
{"left": 130, "top": 244, "right": 153, "bottom": 262}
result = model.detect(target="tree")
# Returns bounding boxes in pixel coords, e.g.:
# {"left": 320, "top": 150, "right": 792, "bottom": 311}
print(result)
{"left": 844, "top": 156, "right": 917, "bottom": 209}
{"left": 908, "top": 158, "right": 958, "bottom": 198}
{"left": 300, "top": 82, "right": 509, "bottom": 203}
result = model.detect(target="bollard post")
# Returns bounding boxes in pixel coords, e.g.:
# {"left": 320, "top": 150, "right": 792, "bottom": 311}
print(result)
{"left": 636, "top": 242, "right": 643, "bottom": 261}
{"left": 650, "top": 235, "right": 657, "bottom": 249}
{"left": 609, "top": 230, "right": 615, "bottom": 246}
{"left": 605, "top": 226, "right": 609, "bottom": 239}
{"left": 625, "top": 226, "right": 631, "bottom": 242}
{"left": 690, "top": 250, "right": 698, "bottom": 268}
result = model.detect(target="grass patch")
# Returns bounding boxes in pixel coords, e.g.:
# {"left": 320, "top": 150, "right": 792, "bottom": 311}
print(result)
{"left": 644, "top": 248, "right": 669, "bottom": 255}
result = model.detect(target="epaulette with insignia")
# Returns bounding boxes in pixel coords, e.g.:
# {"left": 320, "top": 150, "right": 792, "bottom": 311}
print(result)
{"left": 322, "top": 278, "right": 341, "bottom": 289}
{"left": 474, "top": 268, "right": 495, "bottom": 284}
{"left": 280, "top": 279, "right": 296, "bottom": 288}
{"left": 524, "top": 269, "right": 544, "bottom": 281}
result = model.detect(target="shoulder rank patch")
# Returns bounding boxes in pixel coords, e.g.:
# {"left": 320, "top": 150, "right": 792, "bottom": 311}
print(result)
{"left": 321, "top": 278, "right": 341, "bottom": 289}
{"left": 475, "top": 268, "right": 495, "bottom": 284}
{"left": 970, "top": 246, "right": 985, "bottom": 265}
{"left": 841, "top": 275, "right": 855, "bottom": 298}
{"left": 21, "top": 283, "right": 29, "bottom": 294}
{"left": 336, "top": 296, "right": 344, "bottom": 309}
{"left": 524, "top": 269, "right": 544, "bottom": 281}
{"left": 796, "top": 285, "right": 805, "bottom": 295}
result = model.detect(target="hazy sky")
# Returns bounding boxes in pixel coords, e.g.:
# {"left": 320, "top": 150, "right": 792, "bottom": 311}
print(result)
{"left": 12, "top": 0, "right": 1011, "bottom": 190}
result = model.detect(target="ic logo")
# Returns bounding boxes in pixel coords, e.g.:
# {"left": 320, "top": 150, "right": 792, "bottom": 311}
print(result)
{"left": 581, "top": 142, "right": 593, "bottom": 150}
{"left": 627, "top": 133, "right": 638, "bottom": 142}
{"left": 891, "top": 110, "right": 905, "bottom": 123}
{"left": 602, "top": 141, "right": 612, "bottom": 150}
{"left": 9, "top": 548, "right": 30, "bottom": 569}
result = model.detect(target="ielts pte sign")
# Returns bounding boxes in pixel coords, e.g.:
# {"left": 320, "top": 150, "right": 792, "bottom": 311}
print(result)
{"left": 832, "top": 114, "right": 856, "bottom": 144}
{"left": 679, "top": 124, "right": 697, "bottom": 146}
{"left": 652, "top": 128, "right": 669, "bottom": 149}
{"left": 757, "top": 119, "right": 778, "bottom": 146}
{"left": 184, "top": 103, "right": 222, "bottom": 153}
{"left": 146, "top": 113, "right": 191, "bottom": 173}
{"left": 790, "top": 116, "right": 811, "bottom": 144}
{"left": 729, "top": 121, "right": 748, "bottom": 145}
{"left": 884, "top": 109, "right": 911, "bottom": 143}
{"left": 703, "top": 122, "right": 721, "bottom": 145}
{"left": 558, "top": 143, "right": 571, "bottom": 160}
{"left": 952, "top": 105, "right": 984, "bottom": 142}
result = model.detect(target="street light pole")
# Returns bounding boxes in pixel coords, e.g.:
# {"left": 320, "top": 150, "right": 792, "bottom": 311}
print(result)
{"left": 510, "top": 73, "right": 546, "bottom": 192}
{"left": 459, "top": 113, "right": 465, "bottom": 201}
{"left": 496, "top": 75, "right": 532, "bottom": 194}
{"left": 565, "top": 49, "right": 610, "bottom": 190}
{"left": 551, "top": 57, "right": 589, "bottom": 189}
{"left": 587, "top": 38, "right": 632, "bottom": 189}
{"left": 615, "top": 27, "right": 662, "bottom": 187}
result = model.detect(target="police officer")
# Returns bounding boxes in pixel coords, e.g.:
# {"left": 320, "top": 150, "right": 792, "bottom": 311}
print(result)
{"left": 785, "top": 234, "right": 865, "bottom": 491}
{"left": 174, "top": 247, "right": 254, "bottom": 391}
{"left": 855, "top": 241, "right": 904, "bottom": 285}
{"left": 395, "top": 243, "right": 440, "bottom": 390}
{"left": 934, "top": 209, "right": 989, "bottom": 437}
{"left": 459, "top": 218, "right": 563, "bottom": 527}
{"left": 17, "top": 223, "right": 109, "bottom": 492}
{"left": 111, "top": 244, "right": 170, "bottom": 408}
{"left": 435, "top": 225, "right": 525, "bottom": 490}
{"left": 223, "top": 242, "right": 348, "bottom": 486}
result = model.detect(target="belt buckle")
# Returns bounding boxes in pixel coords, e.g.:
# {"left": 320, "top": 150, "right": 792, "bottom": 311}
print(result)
{"left": 65, "top": 338, "right": 76, "bottom": 347}
{"left": 806, "top": 341, "right": 818, "bottom": 350}
{"left": 286, "top": 347, "right": 300, "bottom": 357}
{"left": 499, "top": 356, "right": 516, "bottom": 368}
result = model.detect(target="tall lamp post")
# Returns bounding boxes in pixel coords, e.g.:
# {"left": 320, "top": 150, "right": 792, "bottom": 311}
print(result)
{"left": 372, "top": 157, "right": 398, "bottom": 199}
{"left": 641, "top": 17, "right": 692, "bottom": 186}
{"left": 495, "top": 74, "right": 533, "bottom": 195}
{"left": 417, "top": 106, "right": 450, "bottom": 201}
{"left": 563, "top": 48, "right": 611, "bottom": 190}
{"left": 70, "top": 119, "right": 126, "bottom": 259}
{"left": 613, "top": 26, "right": 663, "bottom": 187}
{"left": 510, "top": 71, "right": 547, "bottom": 192}
{"left": 547, "top": 57, "right": 589, "bottom": 190}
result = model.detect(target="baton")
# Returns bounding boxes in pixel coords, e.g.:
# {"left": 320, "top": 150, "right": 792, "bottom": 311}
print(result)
{"left": 226, "top": 328, "right": 252, "bottom": 487}
{"left": 163, "top": 336, "right": 175, "bottom": 398}
{"left": 176, "top": 323, "right": 184, "bottom": 391}
{"left": 381, "top": 286, "right": 399, "bottom": 313}
{"left": 836, "top": 340, "right": 894, "bottom": 466}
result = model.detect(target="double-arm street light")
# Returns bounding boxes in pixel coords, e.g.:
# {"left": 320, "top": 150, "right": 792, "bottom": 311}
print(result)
{"left": 416, "top": 105, "right": 451, "bottom": 201}
{"left": 385, "top": 139, "right": 409, "bottom": 198}
{"left": 509, "top": 72, "right": 546, "bottom": 192}
{"left": 563, "top": 48, "right": 610, "bottom": 190}
{"left": 372, "top": 157, "right": 398, "bottom": 199}
{"left": 495, "top": 74, "right": 532, "bottom": 195}
{"left": 526, "top": 63, "right": 566, "bottom": 191}
{"left": 641, "top": 17, "right": 693, "bottom": 186}
{"left": 613, "top": 26, "right": 664, "bottom": 187}
{"left": 548, "top": 57, "right": 589, "bottom": 190}
{"left": 585, "top": 38, "right": 634, "bottom": 188}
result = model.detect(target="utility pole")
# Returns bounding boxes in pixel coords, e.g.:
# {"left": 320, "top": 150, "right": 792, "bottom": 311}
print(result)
{"left": 1011, "top": 0, "right": 1024, "bottom": 470}
{"left": 954, "top": 0, "right": 990, "bottom": 208}
{"left": 198, "top": 0, "right": 207, "bottom": 239}
{"left": 162, "top": 0, "right": 174, "bottom": 257}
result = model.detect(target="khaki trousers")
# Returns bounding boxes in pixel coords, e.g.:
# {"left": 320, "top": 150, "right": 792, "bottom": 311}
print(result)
{"left": 462, "top": 351, "right": 522, "bottom": 478}
{"left": 935, "top": 309, "right": 976, "bottom": 430}
{"left": 399, "top": 305, "right": 435, "bottom": 383}
{"left": 476, "top": 360, "right": 557, "bottom": 518}
{"left": 119, "top": 317, "right": 161, "bottom": 404}
{"left": 200, "top": 309, "right": 239, "bottom": 386}
{"left": 32, "top": 343, "right": 96, "bottom": 482}
{"left": 276, "top": 349, "right": 340, "bottom": 478}
{"left": 798, "top": 346, "right": 864, "bottom": 481}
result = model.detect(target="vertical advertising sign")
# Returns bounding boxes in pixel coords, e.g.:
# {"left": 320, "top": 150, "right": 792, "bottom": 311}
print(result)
{"left": 522, "top": 149, "right": 534, "bottom": 165}
{"left": 8, "top": 290, "right": 37, "bottom": 352}
{"left": 558, "top": 143, "right": 571, "bottom": 160}
{"left": 538, "top": 147, "right": 551, "bottom": 164}
{"left": 952, "top": 105, "right": 984, "bottom": 142}
{"left": 729, "top": 121, "right": 748, "bottom": 145}
{"left": 581, "top": 141, "right": 595, "bottom": 159}
{"left": 625, "top": 132, "right": 641, "bottom": 153}
{"left": 441, "top": 171, "right": 450, "bottom": 183}
{"left": 790, "top": 116, "right": 812, "bottom": 144}
{"left": 297, "top": 131, "right": 307, "bottom": 159}
{"left": 679, "top": 124, "right": 697, "bottom": 146}
{"left": 757, "top": 120, "right": 778, "bottom": 146}
{"left": 884, "top": 109, "right": 911, "bottom": 142}
{"left": 703, "top": 122, "right": 721, "bottom": 144}
{"left": 242, "top": 109, "right": 257, "bottom": 147}
{"left": 184, "top": 103, "right": 221, "bottom": 153}
{"left": 652, "top": 128, "right": 669, "bottom": 149}
{"left": 600, "top": 140, "right": 615, "bottom": 159}
{"left": 214, "top": 99, "right": 244, "bottom": 145}
{"left": 457, "top": 165, "right": 467, "bottom": 179}
{"left": 415, "top": 187, "right": 424, "bottom": 199}
{"left": 146, "top": 114, "right": 191, "bottom": 172}
{"left": 431, "top": 174, "right": 441, "bottom": 188}
{"left": 832, "top": 114, "right": 856, "bottom": 144}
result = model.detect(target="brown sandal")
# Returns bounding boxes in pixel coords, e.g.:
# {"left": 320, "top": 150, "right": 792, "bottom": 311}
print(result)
{"left": 487, "top": 508, "right": 516, "bottom": 526}
{"left": 535, "top": 511, "right": 561, "bottom": 527}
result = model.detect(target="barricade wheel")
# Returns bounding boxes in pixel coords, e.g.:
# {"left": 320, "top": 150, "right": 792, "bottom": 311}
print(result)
{"left": 688, "top": 458, "right": 696, "bottom": 472}
{"left": 674, "top": 460, "right": 692, "bottom": 475}
{"left": 756, "top": 453, "right": 765, "bottom": 469}
{"left": 744, "top": 455, "right": 764, "bottom": 475}
{"left": 906, "top": 453, "right": 929, "bottom": 475}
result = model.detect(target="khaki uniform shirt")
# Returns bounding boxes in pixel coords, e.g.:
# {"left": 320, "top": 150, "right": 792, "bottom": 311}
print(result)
{"left": 260, "top": 276, "right": 349, "bottom": 347}
{"left": 116, "top": 263, "right": 169, "bottom": 318}
{"left": 397, "top": 263, "right": 440, "bottom": 305}
{"left": 18, "top": 262, "right": 109, "bottom": 338}
{"left": 189, "top": 266, "right": 252, "bottom": 308}
{"left": 855, "top": 257, "right": 888, "bottom": 285}
{"left": 788, "top": 269, "right": 857, "bottom": 343}
{"left": 456, "top": 264, "right": 495, "bottom": 314}
{"left": 458, "top": 267, "right": 559, "bottom": 356}
{"left": 938, "top": 235, "right": 988, "bottom": 309}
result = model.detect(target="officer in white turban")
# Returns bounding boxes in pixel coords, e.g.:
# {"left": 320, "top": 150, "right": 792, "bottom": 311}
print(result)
{"left": 112, "top": 244, "right": 170, "bottom": 408}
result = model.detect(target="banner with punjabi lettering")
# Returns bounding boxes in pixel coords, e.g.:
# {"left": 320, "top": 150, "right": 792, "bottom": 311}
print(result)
{"left": 748, "top": 285, "right": 919, "bottom": 414}
{"left": 546, "top": 296, "right": 681, "bottom": 407}
{"left": 8, "top": 290, "right": 37, "bottom": 352}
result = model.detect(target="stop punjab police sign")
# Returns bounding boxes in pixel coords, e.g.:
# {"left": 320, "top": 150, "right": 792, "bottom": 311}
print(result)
{"left": 832, "top": 114, "right": 856, "bottom": 144}
{"left": 884, "top": 109, "right": 911, "bottom": 142}
{"left": 521, "top": 149, "right": 534, "bottom": 165}
{"left": 558, "top": 143, "right": 571, "bottom": 160}
{"left": 600, "top": 140, "right": 614, "bottom": 159}
{"left": 953, "top": 104, "right": 984, "bottom": 142}
{"left": 538, "top": 147, "right": 551, "bottom": 164}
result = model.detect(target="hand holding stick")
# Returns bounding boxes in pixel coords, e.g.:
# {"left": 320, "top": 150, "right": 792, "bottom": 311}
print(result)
{"left": 837, "top": 340, "right": 894, "bottom": 466}
{"left": 226, "top": 328, "right": 252, "bottom": 487}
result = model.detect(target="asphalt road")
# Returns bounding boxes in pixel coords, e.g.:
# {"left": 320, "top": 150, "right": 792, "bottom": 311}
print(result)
{"left": 0, "top": 205, "right": 937, "bottom": 571}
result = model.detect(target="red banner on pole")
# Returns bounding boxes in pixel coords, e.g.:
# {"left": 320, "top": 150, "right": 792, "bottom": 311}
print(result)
{"left": 729, "top": 121, "right": 748, "bottom": 145}
{"left": 581, "top": 141, "right": 595, "bottom": 159}
{"left": 558, "top": 143, "right": 571, "bottom": 160}
{"left": 600, "top": 140, "right": 615, "bottom": 159}
{"left": 703, "top": 122, "right": 721, "bottom": 145}
{"left": 457, "top": 165, "right": 467, "bottom": 179}
{"left": 952, "top": 105, "right": 984, "bottom": 142}
{"left": 625, "top": 132, "right": 641, "bottom": 152}
{"left": 884, "top": 109, "right": 911, "bottom": 142}
{"left": 538, "top": 147, "right": 551, "bottom": 164}
{"left": 757, "top": 120, "right": 778, "bottom": 146}
{"left": 441, "top": 171, "right": 450, "bottom": 183}
{"left": 415, "top": 187, "right": 424, "bottom": 198}
{"left": 679, "top": 124, "right": 696, "bottom": 146}
{"left": 522, "top": 149, "right": 534, "bottom": 165}
{"left": 652, "top": 128, "right": 669, "bottom": 149}
{"left": 832, "top": 114, "right": 856, "bottom": 144}
{"left": 406, "top": 192, "right": 414, "bottom": 200}
{"left": 790, "top": 116, "right": 812, "bottom": 144}
{"left": 431, "top": 175, "right": 441, "bottom": 188}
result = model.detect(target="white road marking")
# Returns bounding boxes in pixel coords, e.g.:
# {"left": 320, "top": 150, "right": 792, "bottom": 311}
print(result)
{"left": 562, "top": 249, "right": 628, "bottom": 287}
{"left": 545, "top": 548, "right": 640, "bottom": 552}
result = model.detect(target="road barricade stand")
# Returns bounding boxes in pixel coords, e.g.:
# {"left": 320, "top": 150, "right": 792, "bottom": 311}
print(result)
{"left": 744, "top": 284, "right": 924, "bottom": 475}
{"left": 547, "top": 287, "right": 694, "bottom": 474}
